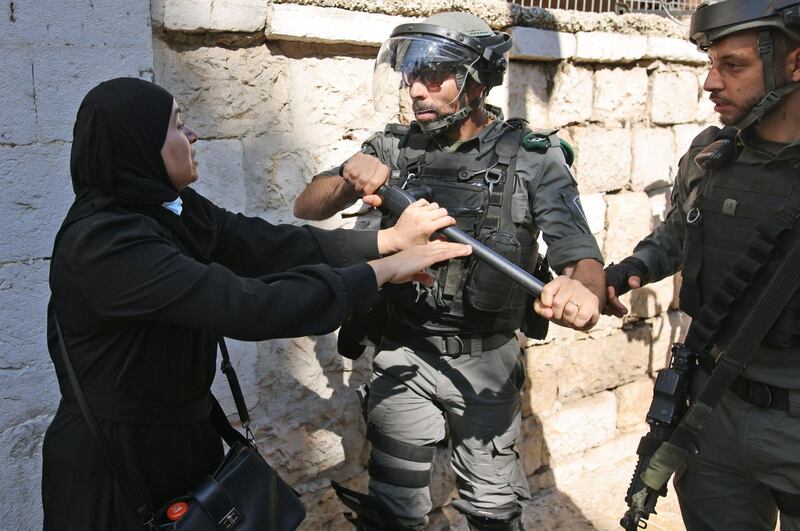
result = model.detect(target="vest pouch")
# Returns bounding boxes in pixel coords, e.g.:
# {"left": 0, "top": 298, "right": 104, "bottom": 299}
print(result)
{"left": 465, "top": 230, "right": 527, "bottom": 313}
{"left": 410, "top": 179, "right": 489, "bottom": 235}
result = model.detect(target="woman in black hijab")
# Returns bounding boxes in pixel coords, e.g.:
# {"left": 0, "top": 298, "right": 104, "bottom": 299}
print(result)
{"left": 42, "top": 78, "right": 468, "bottom": 530}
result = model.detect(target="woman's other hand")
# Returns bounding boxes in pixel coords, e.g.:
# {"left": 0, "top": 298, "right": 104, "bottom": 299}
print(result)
{"left": 369, "top": 240, "right": 471, "bottom": 286}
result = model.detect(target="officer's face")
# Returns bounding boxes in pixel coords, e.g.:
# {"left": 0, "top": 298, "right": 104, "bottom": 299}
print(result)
{"left": 407, "top": 69, "right": 464, "bottom": 124}
{"left": 703, "top": 31, "right": 766, "bottom": 126}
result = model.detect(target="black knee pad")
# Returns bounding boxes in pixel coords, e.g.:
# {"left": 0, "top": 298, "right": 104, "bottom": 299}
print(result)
{"left": 366, "top": 423, "right": 436, "bottom": 488}
{"left": 451, "top": 499, "right": 524, "bottom": 531}
{"left": 332, "top": 481, "right": 427, "bottom": 531}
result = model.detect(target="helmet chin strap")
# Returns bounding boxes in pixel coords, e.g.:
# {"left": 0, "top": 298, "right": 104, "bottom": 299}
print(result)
{"left": 735, "top": 30, "right": 800, "bottom": 130}
{"left": 418, "top": 91, "right": 485, "bottom": 136}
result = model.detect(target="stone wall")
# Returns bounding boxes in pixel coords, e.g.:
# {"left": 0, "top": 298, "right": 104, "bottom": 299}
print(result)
{"left": 0, "top": 0, "right": 714, "bottom": 528}
{"left": 151, "top": 2, "right": 711, "bottom": 529}
{"left": 0, "top": 0, "right": 155, "bottom": 528}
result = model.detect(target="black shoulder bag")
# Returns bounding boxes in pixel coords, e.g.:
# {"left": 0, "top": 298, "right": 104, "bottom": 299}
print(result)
{"left": 53, "top": 315, "right": 306, "bottom": 530}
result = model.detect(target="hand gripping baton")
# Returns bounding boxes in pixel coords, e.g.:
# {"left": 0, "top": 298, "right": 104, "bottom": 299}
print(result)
{"left": 376, "top": 184, "right": 545, "bottom": 298}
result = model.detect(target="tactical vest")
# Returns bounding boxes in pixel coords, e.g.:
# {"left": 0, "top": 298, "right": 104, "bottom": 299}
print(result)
{"left": 680, "top": 143, "right": 800, "bottom": 348}
{"left": 384, "top": 120, "right": 548, "bottom": 335}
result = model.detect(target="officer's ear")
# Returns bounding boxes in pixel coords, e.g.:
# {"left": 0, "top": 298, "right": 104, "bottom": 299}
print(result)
{"left": 790, "top": 43, "right": 800, "bottom": 82}
{"left": 466, "top": 79, "right": 486, "bottom": 101}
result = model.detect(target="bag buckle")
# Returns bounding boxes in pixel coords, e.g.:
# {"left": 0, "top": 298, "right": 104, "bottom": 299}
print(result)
{"left": 444, "top": 335, "right": 464, "bottom": 356}
{"left": 219, "top": 507, "right": 242, "bottom": 530}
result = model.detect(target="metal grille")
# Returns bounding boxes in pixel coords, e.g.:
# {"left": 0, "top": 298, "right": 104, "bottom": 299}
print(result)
{"left": 509, "top": 0, "right": 699, "bottom": 15}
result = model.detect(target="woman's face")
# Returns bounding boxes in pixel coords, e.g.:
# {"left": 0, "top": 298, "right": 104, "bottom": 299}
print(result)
{"left": 161, "top": 100, "right": 199, "bottom": 191}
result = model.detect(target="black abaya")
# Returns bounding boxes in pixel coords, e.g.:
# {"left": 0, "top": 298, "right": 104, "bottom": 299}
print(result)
{"left": 42, "top": 78, "right": 380, "bottom": 530}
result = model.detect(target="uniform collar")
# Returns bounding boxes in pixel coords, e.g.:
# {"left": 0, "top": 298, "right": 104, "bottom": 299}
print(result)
{"left": 737, "top": 126, "right": 800, "bottom": 165}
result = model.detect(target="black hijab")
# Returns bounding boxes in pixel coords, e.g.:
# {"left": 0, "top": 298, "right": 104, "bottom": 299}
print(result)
{"left": 56, "top": 78, "right": 207, "bottom": 260}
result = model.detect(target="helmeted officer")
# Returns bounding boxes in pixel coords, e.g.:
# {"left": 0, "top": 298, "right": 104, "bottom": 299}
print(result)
{"left": 605, "top": 1, "right": 800, "bottom": 529}
{"left": 295, "top": 12, "right": 605, "bottom": 531}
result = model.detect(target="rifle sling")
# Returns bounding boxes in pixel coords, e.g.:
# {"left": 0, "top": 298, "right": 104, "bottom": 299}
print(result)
{"left": 642, "top": 207, "right": 800, "bottom": 491}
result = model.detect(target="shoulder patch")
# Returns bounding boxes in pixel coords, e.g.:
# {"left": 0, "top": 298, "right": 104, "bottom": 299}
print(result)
{"left": 521, "top": 131, "right": 551, "bottom": 153}
{"left": 689, "top": 126, "right": 722, "bottom": 149}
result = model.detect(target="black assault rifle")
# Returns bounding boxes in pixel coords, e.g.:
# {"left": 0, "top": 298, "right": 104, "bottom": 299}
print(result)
{"left": 620, "top": 343, "right": 696, "bottom": 530}
{"left": 337, "top": 184, "right": 546, "bottom": 359}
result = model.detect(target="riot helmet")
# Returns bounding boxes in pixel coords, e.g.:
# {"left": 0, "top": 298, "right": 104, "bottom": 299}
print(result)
{"left": 690, "top": 0, "right": 800, "bottom": 129}
{"left": 373, "top": 12, "right": 511, "bottom": 135}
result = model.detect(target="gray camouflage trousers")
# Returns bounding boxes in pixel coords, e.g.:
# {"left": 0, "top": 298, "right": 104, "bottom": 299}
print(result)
{"left": 674, "top": 370, "right": 800, "bottom": 531}
{"left": 367, "top": 336, "right": 531, "bottom": 522}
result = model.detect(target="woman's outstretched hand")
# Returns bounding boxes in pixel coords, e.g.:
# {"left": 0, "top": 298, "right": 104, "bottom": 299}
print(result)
{"left": 369, "top": 240, "right": 472, "bottom": 286}
{"left": 376, "top": 199, "right": 456, "bottom": 254}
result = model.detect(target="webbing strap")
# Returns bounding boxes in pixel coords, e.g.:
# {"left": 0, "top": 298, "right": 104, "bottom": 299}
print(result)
{"left": 368, "top": 459, "right": 432, "bottom": 489}
{"left": 366, "top": 423, "right": 436, "bottom": 463}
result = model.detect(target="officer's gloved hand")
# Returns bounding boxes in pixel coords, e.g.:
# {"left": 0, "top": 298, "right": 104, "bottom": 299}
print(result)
{"left": 603, "top": 257, "right": 648, "bottom": 317}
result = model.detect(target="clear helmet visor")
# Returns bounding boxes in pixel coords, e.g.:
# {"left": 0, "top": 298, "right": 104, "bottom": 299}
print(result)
{"left": 372, "top": 34, "right": 480, "bottom": 119}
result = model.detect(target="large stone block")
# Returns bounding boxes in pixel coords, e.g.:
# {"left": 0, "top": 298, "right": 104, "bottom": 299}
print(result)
{"left": 548, "top": 63, "right": 593, "bottom": 128}
{"left": 267, "top": 4, "right": 415, "bottom": 46}
{"left": 674, "top": 123, "right": 710, "bottom": 157}
{"left": 696, "top": 71, "right": 719, "bottom": 124}
{"left": 593, "top": 67, "right": 648, "bottom": 125}
{"left": 651, "top": 70, "right": 700, "bottom": 125}
{"left": 33, "top": 46, "right": 154, "bottom": 142}
{"left": 520, "top": 415, "right": 546, "bottom": 475}
{"left": 572, "top": 127, "right": 631, "bottom": 194}
{"left": 286, "top": 54, "right": 392, "bottom": 149}
{"left": 0, "top": 48, "right": 36, "bottom": 145}
{"left": 156, "top": 0, "right": 268, "bottom": 33}
{"left": 504, "top": 62, "right": 550, "bottom": 127}
{"left": 550, "top": 431, "right": 641, "bottom": 487}
{"left": 603, "top": 192, "right": 652, "bottom": 263}
{"left": 524, "top": 343, "right": 560, "bottom": 416}
{"left": 541, "top": 391, "right": 616, "bottom": 460}
{"left": 154, "top": 40, "right": 291, "bottom": 139}
{"left": 0, "top": 0, "right": 150, "bottom": 47}
{"left": 191, "top": 139, "right": 248, "bottom": 213}
{"left": 509, "top": 28, "right": 576, "bottom": 62}
{"left": 0, "top": 144, "right": 73, "bottom": 262}
{"left": 554, "top": 326, "right": 651, "bottom": 402}
{"left": 646, "top": 37, "right": 709, "bottom": 65}
{"left": 615, "top": 378, "right": 653, "bottom": 432}
{"left": 631, "top": 126, "right": 676, "bottom": 192}
{"left": 574, "top": 32, "right": 647, "bottom": 63}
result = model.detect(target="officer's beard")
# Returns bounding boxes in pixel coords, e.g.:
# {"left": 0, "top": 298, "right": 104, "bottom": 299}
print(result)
{"left": 710, "top": 90, "right": 764, "bottom": 127}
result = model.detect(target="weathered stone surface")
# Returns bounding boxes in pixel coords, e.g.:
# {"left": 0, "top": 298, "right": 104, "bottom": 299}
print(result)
{"left": 549, "top": 63, "right": 593, "bottom": 127}
{"left": 0, "top": 143, "right": 73, "bottom": 262}
{"left": 542, "top": 391, "right": 616, "bottom": 460}
{"left": 624, "top": 275, "right": 677, "bottom": 320}
{"left": 651, "top": 70, "right": 701, "bottom": 125}
{"left": 34, "top": 46, "right": 154, "bottom": 143}
{"left": 574, "top": 32, "right": 647, "bottom": 63}
{"left": 631, "top": 126, "right": 676, "bottom": 192}
{"left": 0, "top": 0, "right": 151, "bottom": 47}
{"left": 268, "top": 4, "right": 415, "bottom": 46}
{"left": 0, "top": 48, "right": 37, "bottom": 145}
{"left": 572, "top": 126, "right": 631, "bottom": 194}
{"left": 603, "top": 192, "right": 651, "bottom": 263}
{"left": 646, "top": 36, "right": 709, "bottom": 65}
{"left": 674, "top": 122, "right": 710, "bottom": 156}
{"left": 524, "top": 343, "right": 560, "bottom": 416}
{"left": 191, "top": 139, "right": 248, "bottom": 213}
{"left": 593, "top": 66, "right": 648, "bottom": 125}
{"left": 554, "top": 326, "right": 651, "bottom": 402}
{"left": 649, "top": 311, "right": 692, "bottom": 374}
{"left": 696, "top": 71, "right": 719, "bottom": 124}
{"left": 520, "top": 415, "right": 546, "bottom": 475}
{"left": 154, "top": 40, "right": 291, "bottom": 139}
{"left": 509, "top": 27, "right": 576, "bottom": 62}
{"left": 550, "top": 431, "right": 641, "bottom": 486}
{"left": 155, "top": 0, "right": 269, "bottom": 33}
{"left": 615, "top": 378, "right": 653, "bottom": 432}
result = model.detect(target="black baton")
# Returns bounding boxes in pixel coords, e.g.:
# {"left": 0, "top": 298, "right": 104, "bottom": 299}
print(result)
{"left": 377, "top": 184, "right": 545, "bottom": 298}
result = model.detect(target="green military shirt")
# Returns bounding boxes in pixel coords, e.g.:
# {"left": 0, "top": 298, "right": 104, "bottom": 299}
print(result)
{"left": 359, "top": 119, "right": 604, "bottom": 272}
{"left": 631, "top": 125, "right": 800, "bottom": 388}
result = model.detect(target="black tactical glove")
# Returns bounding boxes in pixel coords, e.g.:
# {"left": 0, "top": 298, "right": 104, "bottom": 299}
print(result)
{"left": 605, "top": 257, "right": 648, "bottom": 297}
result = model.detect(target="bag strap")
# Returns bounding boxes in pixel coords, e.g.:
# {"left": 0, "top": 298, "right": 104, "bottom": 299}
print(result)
{"left": 54, "top": 315, "right": 253, "bottom": 526}
{"left": 53, "top": 314, "right": 157, "bottom": 528}
{"left": 640, "top": 206, "right": 800, "bottom": 493}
